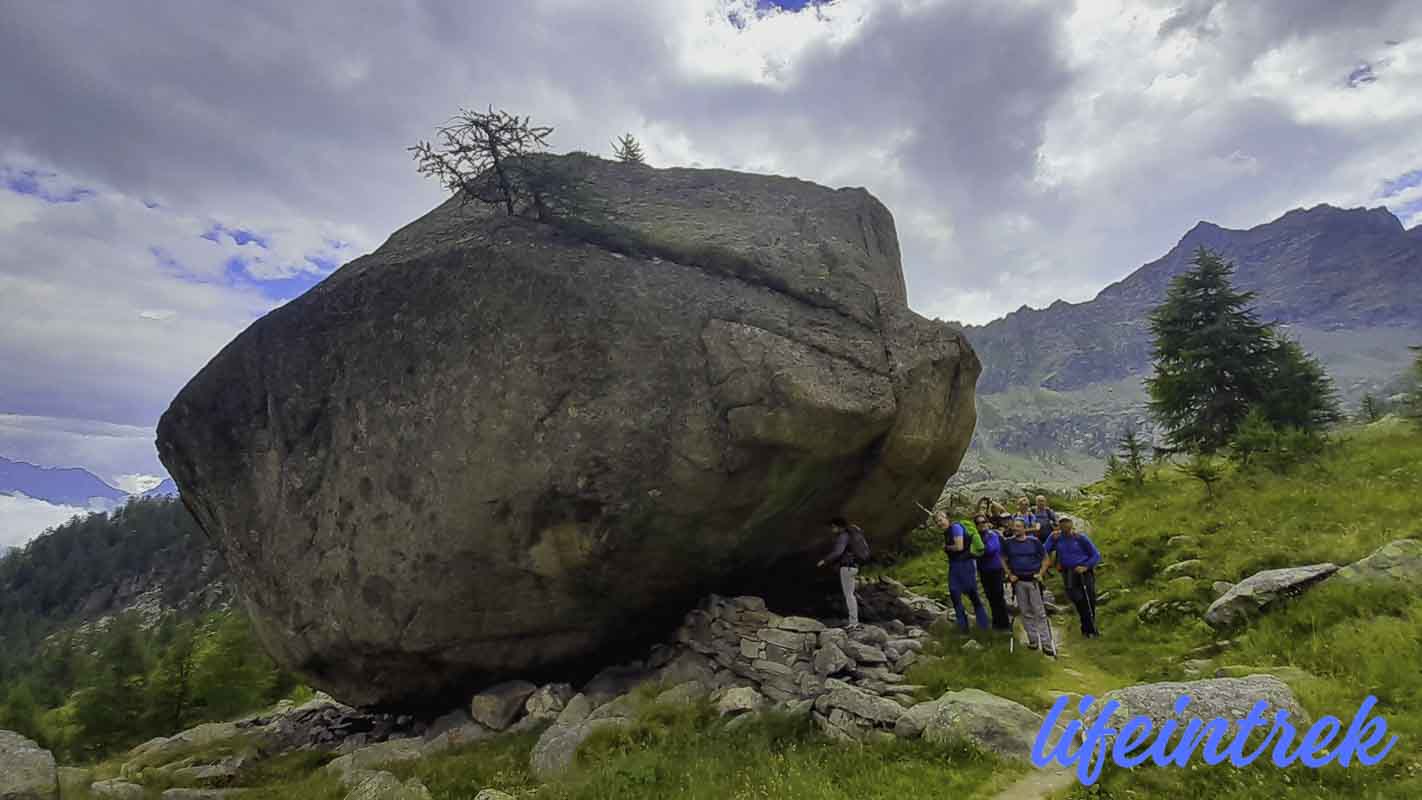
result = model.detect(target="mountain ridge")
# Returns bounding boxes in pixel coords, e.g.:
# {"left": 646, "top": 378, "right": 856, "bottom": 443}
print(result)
{"left": 958, "top": 203, "right": 1422, "bottom": 473}
{"left": 966, "top": 203, "right": 1421, "bottom": 395}
{"left": 0, "top": 454, "right": 128, "bottom": 507}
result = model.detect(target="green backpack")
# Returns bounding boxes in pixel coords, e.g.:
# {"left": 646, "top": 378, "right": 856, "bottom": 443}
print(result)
{"left": 951, "top": 519, "right": 986, "bottom": 559}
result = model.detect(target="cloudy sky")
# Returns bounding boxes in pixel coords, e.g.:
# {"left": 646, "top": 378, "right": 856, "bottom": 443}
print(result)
{"left": 2, "top": 0, "right": 1420, "bottom": 531}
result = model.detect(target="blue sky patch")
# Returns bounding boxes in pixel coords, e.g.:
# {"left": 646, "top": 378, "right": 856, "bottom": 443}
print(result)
{"left": 1381, "top": 168, "right": 1422, "bottom": 198}
{"left": 156, "top": 244, "right": 335, "bottom": 303}
{"left": 3, "top": 167, "right": 94, "bottom": 203}
{"left": 201, "top": 222, "right": 270, "bottom": 248}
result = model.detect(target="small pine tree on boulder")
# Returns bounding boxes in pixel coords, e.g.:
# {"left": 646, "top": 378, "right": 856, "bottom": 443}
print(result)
{"left": 613, "top": 133, "right": 646, "bottom": 164}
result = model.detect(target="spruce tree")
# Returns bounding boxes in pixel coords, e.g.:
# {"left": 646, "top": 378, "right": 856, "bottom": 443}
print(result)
{"left": 1260, "top": 336, "right": 1340, "bottom": 432}
{"left": 1116, "top": 428, "right": 1148, "bottom": 488}
{"left": 1359, "top": 393, "right": 1381, "bottom": 423}
{"left": 613, "top": 133, "right": 646, "bottom": 164}
{"left": 1147, "top": 249, "right": 1280, "bottom": 453}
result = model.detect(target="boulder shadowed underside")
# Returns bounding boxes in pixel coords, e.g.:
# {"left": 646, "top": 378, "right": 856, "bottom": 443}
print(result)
{"left": 157, "top": 156, "right": 980, "bottom": 706}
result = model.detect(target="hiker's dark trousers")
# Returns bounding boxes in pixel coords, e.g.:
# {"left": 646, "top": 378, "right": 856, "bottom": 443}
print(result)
{"left": 1063, "top": 569, "right": 1098, "bottom": 636}
{"left": 979, "top": 568, "right": 1011, "bottom": 630}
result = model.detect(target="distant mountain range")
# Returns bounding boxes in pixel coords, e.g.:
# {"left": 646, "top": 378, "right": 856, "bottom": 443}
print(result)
{"left": 0, "top": 455, "right": 175, "bottom": 507}
{"left": 957, "top": 204, "right": 1422, "bottom": 490}
{"left": 0, "top": 454, "right": 130, "bottom": 507}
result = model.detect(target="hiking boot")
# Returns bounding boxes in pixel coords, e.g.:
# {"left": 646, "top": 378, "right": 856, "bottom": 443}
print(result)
{"left": 1042, "top": 646, "right": 1058, "bottom": 657}
{"left": 1026, "top": 641, "right": 1040, "bottom": 650}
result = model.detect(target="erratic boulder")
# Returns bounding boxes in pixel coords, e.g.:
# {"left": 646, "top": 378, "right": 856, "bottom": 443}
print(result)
{"left": 157, "top": 156, "right": 980, "bottom": 706}
{"left": 1204, "top": 564, "right": 1339, "bottom": 628}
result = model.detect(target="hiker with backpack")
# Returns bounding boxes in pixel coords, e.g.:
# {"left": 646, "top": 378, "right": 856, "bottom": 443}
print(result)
{"left": 1002, "top": 518, "right": 1055, "bottom": 656}
{"left": 974, "top": 514, "right": 1011, "bottom": 631}
{"left": 1032, "top": 495, "right": 1058, "bottom": 542}
{"left": 1045, "top": 516, "right": 1101, "bottom": 638}
{"left": 935, "top": 511, "right": 990, "bottom": 632}
{"left": 817, "top": 517, "right": 869, "bottom": 628}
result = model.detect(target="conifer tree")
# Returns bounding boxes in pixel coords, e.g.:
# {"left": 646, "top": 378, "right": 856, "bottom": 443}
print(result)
{"left": 1260, "top": 336, "right": 1340, "bottom": 432}
{"left": 1359, "top": 393, "right": 1382, "bottom": 423}
{"left": 612, "top": 133, "right": 646, "bottom": 164}
{"left": 1147, "top": 248, "right": 1337, "bottom": 452}
{"left": 1116, "top": 428, "right": 1148, "bottom": 488}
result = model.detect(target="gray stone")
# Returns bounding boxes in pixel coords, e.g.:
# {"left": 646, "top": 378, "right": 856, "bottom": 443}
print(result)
{"left": 818, "top": 628, "right": 850, "bottom": 650}
{"left": 160, "top": 791, "right": 248, "bottom": 800}
{"left": 90, "top": 780, "right": 145, "bottom": 800}
{"left": 343, "top": 771, "right": 431, "bottom": 800}
{"left": 530, "top": 697, "right": 633, "bottom": 783}
{"left": 823, "top": 686, "right": 905, "bottom": 726}
{"left": 841, "top": 641, "right": 888, "bottom": 665}
{"left": 962, "top": 639, "right": 983, "bottom": 652}
{"left": 1212, "top": 581, "right": 1235, "bottom": 597}
{"left": 470, "top": 680, "right": 540, "bottom": 731}
{"left": 1094, "top": 676, "right": 1309, "bottom": 733}
{"left": 775, "top": 616, "right": 827, "bottom": 633}
{"left": 716, "top": 687, "right": 766, "bottom": 717}
{"left": 1333, "top": 539, "right": 1422, "bottom": 585}
{"left": 325, "top": 738, "right": 425, "bottom": 781}
{"left": 848, "top": 625, "right": 891, "bottom": 646}
{"left": 757, "top": 628, "right": 813, "bottom": 653}
{"left": 155, "top": 157, "right": 981, "bottom": 707}
{"left": 588, "top": 694, "right": 640, "bottom": 722}
{"left": 0, "top": 730, "right": 57, "bottom": 800}
{"left": 1204, "top": 564, "right": 1340, "bottom": 628}
{"left": 1162, "top": 559, "right": 1205, "bottom": 578}
{"left": 920, "top": 689, "right": 1045, "bottom": 760}
{"left": 474, "top": 792, "right": 516, "bottom": 800}
{"left": 893, "top": 700, "right": 941, "bottom": 739}
{"left": 813, "top": 643, "right": 853, "bottom": 676}
{"left": 525, "top": 683, "right": 576, "bottom": 719}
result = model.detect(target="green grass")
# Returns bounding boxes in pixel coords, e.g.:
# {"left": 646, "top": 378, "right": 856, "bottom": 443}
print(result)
{"left": 67, "top": 422, "right": 1422, "bottom": 799}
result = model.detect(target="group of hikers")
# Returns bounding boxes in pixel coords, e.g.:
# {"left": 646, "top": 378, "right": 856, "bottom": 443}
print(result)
{"left": 820, "top": 495, "right": 1102, "bottom": 657}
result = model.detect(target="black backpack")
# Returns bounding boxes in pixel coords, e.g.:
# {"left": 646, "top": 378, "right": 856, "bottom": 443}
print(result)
{"left": 848, "top": 525, "right": 871, "bottom": 562}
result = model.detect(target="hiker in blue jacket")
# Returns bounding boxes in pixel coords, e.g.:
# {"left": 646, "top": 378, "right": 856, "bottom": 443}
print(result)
{"left": 936, "top": 511, "right": 990, "bottom": 632}
{"left": 1045, "top": 516, "right": 1101, "bottom": 637}
{"left": 1001, "top": 519, "right": 1054, "bottom": 655}
{"left": 974, "top": 515, "right": 1011, "bottom": 631}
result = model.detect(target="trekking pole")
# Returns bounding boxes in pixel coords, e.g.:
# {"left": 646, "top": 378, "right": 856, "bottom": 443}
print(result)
{"left": 1041, "top": 582, "right": 1059, "bottom": 659}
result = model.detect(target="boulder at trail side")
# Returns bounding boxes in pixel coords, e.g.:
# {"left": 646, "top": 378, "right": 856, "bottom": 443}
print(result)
{"left": 157, "top": 156, "right": 980, "bottom": 706}
{"left": 1093, "top": 675, "right": 1309, "bottom": 730}
{"left": 1204, "top": 564, "right": 1339, "bottom": 628}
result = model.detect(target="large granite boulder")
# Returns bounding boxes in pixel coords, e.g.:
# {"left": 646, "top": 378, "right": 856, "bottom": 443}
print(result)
{"left": 1204, "top": 563, "right": 1339, "bottom": 629}
{"left": 157, "top": 156, "right": 980, "bottom": 706}
{"left": 0, "top": 730, "right": 58, "bottom": 800}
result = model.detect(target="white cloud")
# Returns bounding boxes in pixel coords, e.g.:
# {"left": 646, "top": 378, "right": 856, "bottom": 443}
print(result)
{"left": 114, "top": 473, "right": 164, "bottom": 494}
{"left": 0, "top": 0, "right": 1420, "bottom": 478}
{"left": 0, "top": 492, "right": 92, "bottom": 550}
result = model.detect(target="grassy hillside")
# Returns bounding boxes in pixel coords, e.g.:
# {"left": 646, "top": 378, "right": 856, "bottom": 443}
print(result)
{"left": 888, "top": 418, "right": 1422, "bottom": 797}
{"left": 43, "top": 421, "right": 1422, "bottom": 798}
